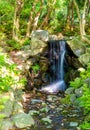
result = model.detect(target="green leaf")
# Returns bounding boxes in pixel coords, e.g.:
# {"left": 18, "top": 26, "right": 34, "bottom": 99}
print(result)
{"left": 41, "top": 116, "right": 52, "bottom": 124}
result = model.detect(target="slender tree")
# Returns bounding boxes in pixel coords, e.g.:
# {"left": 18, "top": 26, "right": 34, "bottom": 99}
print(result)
{"left": 13, "top": 0, "right": 24, "bottom": 41}
{"left": 73, "top": 0, "right": 90, "bottom": 44}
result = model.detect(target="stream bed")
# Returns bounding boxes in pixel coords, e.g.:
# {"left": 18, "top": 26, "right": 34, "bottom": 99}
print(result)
{"left": 23, "top": 91, "right": 83, "bottom": 130}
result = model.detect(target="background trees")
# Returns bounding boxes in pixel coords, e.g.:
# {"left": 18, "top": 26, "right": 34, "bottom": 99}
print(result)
{"left": 0, "top": 0, "right": 90, "bottom": 43}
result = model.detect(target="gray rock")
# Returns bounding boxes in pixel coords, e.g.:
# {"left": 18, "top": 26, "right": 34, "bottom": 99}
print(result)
{"left": 47, "top": 95, "right": 54, "bottom": 102}
{"left": 31, "top": 30, "right": 49, "bottom": 42}
{"left": 68, "top": 40, "right": 86, "bottom": 57}
{"left": 0, "top": 119, "right": 13, "bottom": 130}
{"left": 12, "top": 113, "right": 35, "bottom": 128}
{"left": 31, "top": 99, "right": 42, "bottom": 104}
{"left": 70, "top": 122, "right": 78, "bottom": 127}
{"left": 70, "top": 94, "right": 76, "bottom": 103}
{"left": 2, "top": 100, "right": 13, "bottom": 118}
{"left": 84, "top": 78, "right": 90, "bottom": 87}
{"left": 30, "top": 38, "right": 47, "bottom": 55}
{"left": 13, "top": 101, "right": 24, "bottom": 113}
{"left": 79, "top": 53, "right": 90, "bottom": 65}
{"left": 65, "top": 87, "right": 75, "bottom": 94}
{"left": 86, "top": 48, "right": 90, "bottom": 53}
{"left": 75, "top": 88, "right": 83, "bottom": 97}
{"left": 49, "top": 35, "right": 58, "bottom": 40}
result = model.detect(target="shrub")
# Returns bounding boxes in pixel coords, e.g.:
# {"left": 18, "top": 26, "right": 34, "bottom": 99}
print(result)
{"left": 0, "top": 53, "right": 26, "bottom": 122}
{"left": 70, "top": 63, "right": 90, "bottom": 129}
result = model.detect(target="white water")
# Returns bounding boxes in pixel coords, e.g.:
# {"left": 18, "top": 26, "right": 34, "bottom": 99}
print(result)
{"left": 40, "top": 40, "right": 66, "bottom": 94}
{"left": 59, "top": 40, "right": 66, "bottom": 80}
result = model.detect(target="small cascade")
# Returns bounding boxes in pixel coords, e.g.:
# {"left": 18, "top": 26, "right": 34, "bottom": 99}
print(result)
{"left": 40, "top": 40, "right": 66, "bottom": 94}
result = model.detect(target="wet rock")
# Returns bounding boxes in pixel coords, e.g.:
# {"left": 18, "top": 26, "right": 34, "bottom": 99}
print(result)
{"left": 41, "top": 102, "right": 47, "bottom": 107}
{"left": 42, "top": 73, "right": 49, "bottom": 83}
{"left": 40, "top": 63, "right": 48, "bottom": 72}
{"left": 12, "top": 113, "right": 35, "bottom": 128}
{"left": 69, "top": 122, "right": 78, "bottom": 127}
{"left": 29, "top": 110, "right": 40, "bottom": 115}
{"left": 41, "top": 116, "right": 52, "bottom": 124}
{"left": 47, "top": 95, "right": 55, "bottom": 102}
{"left": 39, "top": 59, "right": 49, "bottom": 72}
{"left": 34, "top": 79, "right": 42, "bottom": 87}
{"left": 40, "top": 107, "right": 49, "bottom": 113}
{"left": 31, "top": 99, "right": 42, "bottom": 104}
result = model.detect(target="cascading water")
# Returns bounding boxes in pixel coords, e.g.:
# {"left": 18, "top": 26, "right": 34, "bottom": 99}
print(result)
{"left": 40, "top": 40, "right": 66, "bottom": 94}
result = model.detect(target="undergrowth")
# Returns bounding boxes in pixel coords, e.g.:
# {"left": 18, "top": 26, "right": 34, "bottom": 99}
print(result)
{"left": 0, "top": 53, "right": 26, "bottom": 125}
{"left": 69, "top": 63, "right": 90, "bottom": 129}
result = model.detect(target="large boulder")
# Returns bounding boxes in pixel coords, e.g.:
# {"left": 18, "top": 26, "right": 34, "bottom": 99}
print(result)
{"left": 12, "top": 113, "right": 35, "bottom": 128}
{"left": 30, "top": 38, "right": 47, "bottom": 56}
{"left": 31, "top": 30, "right": 49, "bottom": 42}
{"left": 29, "top": 30, "right": 49, "bottom": 56}
{"left": 67, "top": 38, "right": 90, "bottom": 66}
{"left": 79, "top": 53, "right": 90, "bottom": 65}
{"left": 67, "top": 39, "right": 86, "bottom": 57}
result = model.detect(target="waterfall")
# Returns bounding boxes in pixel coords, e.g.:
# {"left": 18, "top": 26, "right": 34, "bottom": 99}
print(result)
{"left": 59, "top": 40, "right": 66, "bottom": 80}
{"left": 40, "top": 40, "right": 66, "bottom": 94}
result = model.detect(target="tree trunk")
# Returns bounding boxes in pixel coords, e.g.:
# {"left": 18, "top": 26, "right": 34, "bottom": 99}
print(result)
{"left": 66, "top": 2, "right": 71, "bottom": 30}
{"left": 26, "top": 2, "right": 36, "bottom": 37}
{"left": 39, "top": 9, "right": 51, "bottom": 29}
{"left": 32, "top": 0, "right": 44, "bottom": 31}
{"left": 73, "top": 0, "right": 90, "bottom": 44}
{"left": 66, "top": 0, "right": 74, "bottom": 31}
{"left": 13, "top": 0, "right": 24, "bottom": 41}
{"left": 73, "top": 0, "right": 87, "bottom": 37}
{"left": 71, "top": 0, "right": 74, "bottom": 31}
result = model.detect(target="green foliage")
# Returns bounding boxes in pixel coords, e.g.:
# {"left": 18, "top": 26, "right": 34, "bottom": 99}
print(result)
{"left": 70, "top": 77, "right": 82, "bottom": 88}
{"left": 0, "top": 53, "right": 26, "bottom": 92}
{"left": 78, "top": 85, "right": 90, "bottom": 114}
{"left": 0, "top": 96, "right": 9, "bottom": 111}
{"left": 31, "top": 64, "right": 40, "bottom": 74}
{"left": 70, "top": 64, "right": 90, "bottom": 89}
{"left": 6, "top": 39, "right": 21, "bottom": 50}
{"left": 69, "top": 63, "right": 90, "bottom": 129}
{"left": 0, "top": 53, "right": 26, "bottom": 121}
{"left": 29, "top": 110, "right": 39, "bottom": 115}
{"left": 23, "top": 38, "right": 31, "bottom": 45}
{"left": 41, "top": 116, "right": 52, "bottom": 125}
{"left": 80, "top": 122, "right": 90, "bottom": 130}
{"left": 61, "top": 94, "right": 71, "bottom": 105}
{"left": 0, "top": 0, "right": 14, "bottom": 35}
